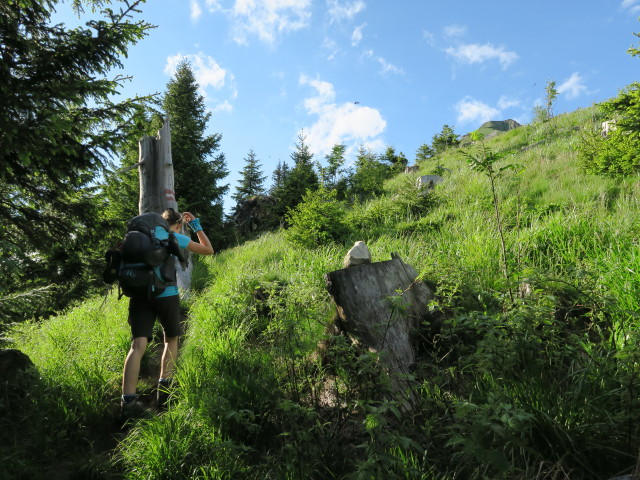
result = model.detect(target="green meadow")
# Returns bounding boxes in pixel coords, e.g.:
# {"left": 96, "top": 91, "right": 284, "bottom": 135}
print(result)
{"left": 4, "top": 105, "right": 640, "bottom": 479}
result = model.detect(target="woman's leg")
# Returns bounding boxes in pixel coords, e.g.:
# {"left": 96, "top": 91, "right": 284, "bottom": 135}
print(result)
{"left": 157, "top": 295, "right": 183, "bottom": 380}
{"left": 156, "top": 296, "right": 182, "bottom": 408}
{"left": 122, "top": 336, "right": 149, "bottom": 396}
{"left": 160, "top": 334, "right": 179, "bottom": 379}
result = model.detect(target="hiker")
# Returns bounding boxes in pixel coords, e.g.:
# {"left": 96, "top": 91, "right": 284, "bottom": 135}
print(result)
{"left": 120, "top": 208, "right": 213, "bottom": 417}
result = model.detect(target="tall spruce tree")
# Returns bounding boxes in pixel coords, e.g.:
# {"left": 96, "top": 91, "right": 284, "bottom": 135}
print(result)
{"left": 382, "top": 145, "right": 408, "bottom": 175}
{"left": 323, "top": 143, "right": 348, "bottom": 199}
{"left": 269, "top": 160, "right": 291, "bottom": 194}
{"left": 0, "top": 0, "right": 152, "bottom": 322}
{"left": 416, "top": 143, "right": 435, "bottom": 163}
{"left": 288, "top": 132, "right": 318, "bottom": 200}
{"left": 349, "top": 145, "right": 388, "bottom": 200}
{"left": 271, "top": 132, "right": 319, "bottom": 219}
{"left": 431, "top": 124, "right": 460, "bottom": 154}
{"left": 163, "top": 60, "right": 229, "bottom": 247}
{"left": 232, "top": 149, "right": 266, "bottom": 204}
{"left": 324, "top": 143, "right": 346, "bottom": 190}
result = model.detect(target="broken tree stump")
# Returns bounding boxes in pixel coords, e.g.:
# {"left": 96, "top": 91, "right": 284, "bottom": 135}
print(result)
{"left": 138, "top": 118, "right": 193, "bottom": 294}
{"left": 138, "top": 118, "right": 177, "bottom": 215}
{"left": 324, "top": 252, "right": 434, "bottom": 376}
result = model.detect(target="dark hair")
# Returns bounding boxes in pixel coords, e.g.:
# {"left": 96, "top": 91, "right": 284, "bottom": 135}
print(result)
{"left": 162, "top": 208, "right": 182, "bottom": 226}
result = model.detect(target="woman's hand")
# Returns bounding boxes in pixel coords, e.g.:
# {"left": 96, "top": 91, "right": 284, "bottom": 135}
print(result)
{"left": 182, "top": 212, "right": 195, "bottom": 223}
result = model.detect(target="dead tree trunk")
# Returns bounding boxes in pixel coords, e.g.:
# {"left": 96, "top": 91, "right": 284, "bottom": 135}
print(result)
{"left": 138, "top": 118, "right": 193, "bottom": 293}
{"left": 325, "top": 253, "right": 433, "bottom": 377}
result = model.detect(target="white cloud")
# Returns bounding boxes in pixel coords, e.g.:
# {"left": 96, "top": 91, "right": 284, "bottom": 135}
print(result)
{"left": 359, "top": 138, "right": 386, "bottom": 154}
{"left": 351, "top": 23, "right": 366, "bottom": 46}
{"left": 164, "top": 53, "right": 236, "bottom": 111}
{"left": 444, "top": 24, "right": 467, "bottom": 38}
{"left": 497, "top": 95, "right": 521, "bottom": 110}
{"left": 300, "top": 75, "right": 336, "bottom": 110}
{"left": 299, "top": 75, "right": 386, "bottom": 157}
{"left": 557, "top": 72, "right": 589, "bottom": 99}
{"left": 362, "top": 49, "right": 404, "bottom": 76}
{"left": 621, "top": 0, "right": 640, "bottom": 13}
{"left": 165, "top": 53, "right": 227, "bottom": 90}
{"left": 422, "top": 30, "right": 435, "bottom": 46}
{"left": 445, "top": 43, "right": 519, "bottom": 70}
{"left": 203, "top": 0, "right": 312, "bottom": 45}
{"left": 322, "top": 37, "right": 340, "bottom": 60}
{"left": 377, "top": 56, "right": 404, "bottom": 76}
{"left": 190, "top": 0, "right": 203, "bottom": 21}
{"left": 455, "top": 96, "right": 501, "bottom": 126}
{"left": 327, "top": 0, "right": 365, "bottom": 22}
{"left": 214, "top": 100, "right": 234, "bottom": 113}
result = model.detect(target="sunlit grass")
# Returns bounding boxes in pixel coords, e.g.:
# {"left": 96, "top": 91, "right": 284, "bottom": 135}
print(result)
{"left": 6, "top": 104, "right": 640, "bottom": 479}
{"left": 13, "top": 292, "right": 130, "bottom": 420}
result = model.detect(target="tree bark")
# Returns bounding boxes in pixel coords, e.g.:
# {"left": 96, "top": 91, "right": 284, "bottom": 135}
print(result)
{"left": 138, "top": 118, "right": 193, "bottom": 294}
{"left": 325, "top": 253, "right": 433, "bottom": 376}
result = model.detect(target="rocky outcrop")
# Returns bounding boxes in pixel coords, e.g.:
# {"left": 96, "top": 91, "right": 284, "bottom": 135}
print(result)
{"left": 460, "top": 119, "right": 522, "bottom": 144}
{"left": 416, "top": 174, "right": 444, "bottom": 191}
{"left": 480, "top": 119, "right": 522, "bottom": 132}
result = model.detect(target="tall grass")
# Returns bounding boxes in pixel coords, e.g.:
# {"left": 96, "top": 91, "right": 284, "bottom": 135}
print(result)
{"left": 5, "top": 104, "right": 640, "bottom": 478}
{"left": 2, "top": 293, "right": 131, "bottom": 478}
{"left": 13, "top": 293, "right": 130, "bottom": 412}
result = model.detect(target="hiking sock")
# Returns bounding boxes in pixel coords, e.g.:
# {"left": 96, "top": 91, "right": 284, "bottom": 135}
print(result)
{"left": 121, "top": 394, "right": 137, "bottom": 406}
{"left": 158, "top": 377, "right": 172, "bottom": 387}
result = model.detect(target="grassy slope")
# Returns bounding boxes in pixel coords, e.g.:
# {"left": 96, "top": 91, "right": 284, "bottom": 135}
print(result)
{"left": 5, "top": 105, "right": 640, "bottom": 479}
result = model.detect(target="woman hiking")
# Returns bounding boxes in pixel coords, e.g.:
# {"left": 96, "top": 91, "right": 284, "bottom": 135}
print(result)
{"left": 120, "top": 208, "right": 213, "bottom": 418}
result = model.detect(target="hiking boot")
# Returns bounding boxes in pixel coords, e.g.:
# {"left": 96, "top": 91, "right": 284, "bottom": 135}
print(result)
{"left": 120, "top": 396, "right": 147, "bottom": 420}
{"left": 157, "top": 378, "right": 174, "bottom": 410}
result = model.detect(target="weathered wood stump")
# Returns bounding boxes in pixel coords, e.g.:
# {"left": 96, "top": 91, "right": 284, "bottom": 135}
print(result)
{"left": 138, "top": 118, "right": 193, "bottom": 294}
{"left": 138, "top": 119, "right": 177, "bottom": 215}
{"left": 324, "top": 253, "right": 434, "bottom": 376}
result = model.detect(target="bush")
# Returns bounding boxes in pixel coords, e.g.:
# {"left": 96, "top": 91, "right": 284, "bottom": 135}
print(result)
{"left": 578, "top": 127, "right": 640, "bottom": 176}
{"left": 284, "top": 188, "right": 351, "bottom": 248}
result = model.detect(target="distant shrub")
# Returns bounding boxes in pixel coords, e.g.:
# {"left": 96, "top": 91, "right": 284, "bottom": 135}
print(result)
{"left": 346, "top": 196, "right": 405, "bottom": 234}
{"left": 578, "top": 127, "right": 640, "bottom": 176}
{"left": 396, "top": 216, "right": 441, "bottom": 235}
{"left": 347, "top": 176, "right": 435, "bottom": 237}
{"left": 349, "top": 146, "right": 390, "bottom": 200}
{"left": 284, "top": 188, "right": 350, "bottom": 248}
{"left": 531, "top": 80, "right": 558, "bottom": 123}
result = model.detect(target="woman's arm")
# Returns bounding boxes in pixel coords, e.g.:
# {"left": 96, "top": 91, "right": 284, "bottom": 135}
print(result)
{"left": 182, "top": 212, "right": 214, "bottom": 256}
{"left": 187, "top": 231, "right": 213, "bottom": 255}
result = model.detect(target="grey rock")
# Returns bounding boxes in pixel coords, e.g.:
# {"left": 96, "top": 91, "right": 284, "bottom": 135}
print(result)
{"left": 343, "top": 241, "right": 372, "bottom": 268}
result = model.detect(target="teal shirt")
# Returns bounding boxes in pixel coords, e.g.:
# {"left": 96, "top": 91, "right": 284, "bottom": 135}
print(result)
{"left": 154, "top": 226, "right": 191, "bottom": 298}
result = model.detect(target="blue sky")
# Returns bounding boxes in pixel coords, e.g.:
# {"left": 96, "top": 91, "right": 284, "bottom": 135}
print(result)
{"left": 56, "top": 0, "right": 640, "bottom": 209}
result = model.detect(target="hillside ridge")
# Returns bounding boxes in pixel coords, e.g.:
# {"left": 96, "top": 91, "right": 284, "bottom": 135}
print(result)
{"left": 460, "top": 118, "right": 522, "bottom": 143}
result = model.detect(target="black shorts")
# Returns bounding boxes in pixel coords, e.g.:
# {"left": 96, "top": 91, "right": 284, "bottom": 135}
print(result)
{"left": 128, "top": 295, "right": 183, "bottom": 341}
